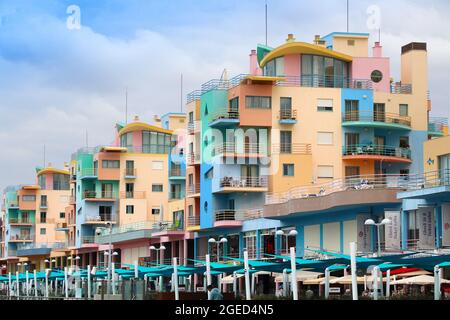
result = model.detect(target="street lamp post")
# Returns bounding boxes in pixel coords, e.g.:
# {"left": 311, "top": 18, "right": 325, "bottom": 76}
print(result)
{"left": 104, "top": 250, "right": 119, "bottom": 295}
{"left": 364, "top": 218, "right": 391, "bottom": 257}
{"left": 208, "top": 237, "right": 228, "bottom": 262}
{"left": 150, "top": 245, "right": 166, "bottom": 292}
{"left": 276, "top": 229, "right": 298, "bottom": 255}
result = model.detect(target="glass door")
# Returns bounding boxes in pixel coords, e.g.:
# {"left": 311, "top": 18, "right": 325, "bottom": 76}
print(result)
{"left": 102, "top": 183, "right": 113, "bottom": 198}
{"left": 374, "top": 103, "right": 386, "bottom": 122}
{"left": 126, "top": 160, "right": 134, "bottom": 176}
{"left": 345, "top": 100, "right": 359, "bottom": 121}
{"left": 345, "top": 133, "right": 360, "bottom": 155}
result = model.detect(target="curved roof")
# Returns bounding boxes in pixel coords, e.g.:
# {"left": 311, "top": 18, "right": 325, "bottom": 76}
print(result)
{"left": 260, "top": 41, "right": 353, "bottom": 67}
{"left": 37, "top": 168, "right": 70, "bottom": 176}
{"left": 118, "top": 122, "right": 173, "bottom": 136}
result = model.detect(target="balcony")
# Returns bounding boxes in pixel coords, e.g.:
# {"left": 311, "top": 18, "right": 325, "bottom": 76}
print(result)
{"left": 342, "top": 111, "right": 411, "bottom": 130}
{"left": 209, "top": 109, "right": 240, "bottom": 128}
{"left": 342, "top": 145, "right": 411, "bottom": 163}
{"left": 216, "top": 176, "right": 268, "bottom": 193}
{"left": 187, "top": 152, "right": 200, "bottom": 166}
{"left": 390, "top": 82, "right": 412, "bottom": 94}
{"left": 80, "top": 168, "right": 98, "bottom": 179}
{"left": 428, "top": 117, "right": 448, "bottom": 137}
{"left": 187, "top": 216, "right": 200, "bottom": 228}
{"left": 169, "top": 191, "right": 184, "bottom": 200}
{"left": 119, "top": 191, "right": 146, "bottom": 199}
{"left": 81, "top": 236, "right": 96, "bottom": 245}
{"left": 186, "top": 184, "right": 200, "bottom": 197}
{"left": 279, "top": 109, "right": 298, "bottom": 125}
{"left": 170, "top": 166, "right": 185, "bottom": 179}
{"left": 271, "top": 143, "right": 312, "bottom": 155}
{"left": 84, "top": 213, "right": 117, "bottom": 224}
{"left": 124, "top": 168, "right": 137, "bottom": 179}
{"left": 82, "top": 190, "right": 118, "bottom": 202}
{"left": 275, "top": 75, "right": 373, "bottom": 90}
{"left": 8, "top": 201, "right": 19, "bottom": 209}
{"left": 9, "top": 218, "right": 34, "bottom": 226}
{"left": 188, "top": 121, "right": 200, "bottom": 135}
{"left": 9, "top": 234, "right": 34, "bottom": 243}
{"left": 214, "top": 142, "right": 268, "bottom": 158}
{"left": 213, "top": 209, "right": 263, "bottom": 228}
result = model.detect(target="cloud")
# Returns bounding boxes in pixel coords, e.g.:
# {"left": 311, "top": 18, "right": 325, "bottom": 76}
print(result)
{"left": 0, "top": 0, "right": 449, "bottom": 192}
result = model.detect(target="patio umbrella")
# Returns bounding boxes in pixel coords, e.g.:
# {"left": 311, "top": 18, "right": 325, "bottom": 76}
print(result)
{"left": 391, "top": 275, "right": 450, "bottom": 285}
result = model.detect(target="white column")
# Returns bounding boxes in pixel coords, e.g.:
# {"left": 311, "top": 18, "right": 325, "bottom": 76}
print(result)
{"left": 379, "top": 267, "right": 384, "bottom": 297}
{"left": 282, "top": 268, "right": 288, "bottom": 297}
{"left": 324, "top": 267, "right": 330, "bottom": 299}
{"left": 243, "top": 250, "right": 251, "bottom": 300}
{"left": 87, "top": 265, "right": 91, "bottom": 299}
{"left": 386, "top": 269, "right": 391, "bottom": 299}
{"left": 8, "top": 272, "right": 12, "bottom": 297}
{"left": 218, "top": 273, "right": 222, "bottom": 293}
{"left": 434, "top": 265, "right": 441, "bottom": 300}
{"left": 45, "top": 269, "right": 49, "bottom": 298}
{"left": 112, "top": 262, "right": 116, "bottom": 295}
{"left": 349, "top": 242, "right": 358, "bottom": 300}
{"left": 134, "top": 261, "right": 138, "bottom": 279}
{"left": 233, "top": 271, "right": 237, "bottom": 298}
{"left": 16, "top": 271, "right": 19, "bottom": 297}
{"left": 64, "top": 267, "right": 69, "bottom": 298}
{"left": 251, "top": 273, "right": 255, "bottom": 295}
{"left": 173, "top": 257, "right": 179, "bottom": 301}
{"left": 33, "top": 270, "right": 37, "bottom": 298}
{"left": 26, "top": 271, "right": 29, "bottom": 297}
{"left": 205, "top": 254, "right": 212, "bottom": 286}
{"left": 289, "top": 247, "right": 298, "bottom": 300}
{"left": 372, "top": 266, "right": 379, "bottom": 300}
{"left": 364, "top": 275, "right": 367, "bottom": 291}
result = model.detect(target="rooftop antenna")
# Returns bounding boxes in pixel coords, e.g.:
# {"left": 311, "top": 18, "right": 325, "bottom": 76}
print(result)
{"left": 265, "top": 0, "right": 268, "bottom": 46}
{"left": 43, "top": 144, "right": 46, "bottom": 168}
{"left": 125, "top": 87, "right": 128, "bottom": 125}
{"left": 346, "top": 0, "right": 349, "bottom": 32}
{"left": 180, "top": 74, "right": 183, "bottom": 113}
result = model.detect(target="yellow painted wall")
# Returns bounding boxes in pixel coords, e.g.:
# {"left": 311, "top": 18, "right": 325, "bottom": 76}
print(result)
{"left": 331, "top": 35, "right": 369, "bottom": 57}
{"left": 423, "top": 136, "right": 450, "bottom": 172}
{"left": 304, "top": 225, "right": 320, "bottom": 256}
{"left": 270, "top": 87, "right": 343, "bottom": 189}
{"left": 343, "top": 220, "right": 357, "bottom": 254}
{"left": 323, "top": 222, "right": 340, "bottom": 252}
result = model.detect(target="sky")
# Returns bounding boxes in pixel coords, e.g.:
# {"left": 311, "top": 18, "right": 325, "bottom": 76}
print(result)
{"left": 0, "top": 0, "right": 449, "bottom": 192}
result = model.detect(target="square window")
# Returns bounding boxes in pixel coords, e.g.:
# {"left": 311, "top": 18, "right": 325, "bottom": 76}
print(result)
{"left": 317, "top": 99, "right": 333, "bottom": 112}
{"left": 283, "top": 164, "right": 295, "bottom": 177}
{"left": 317, "top": 132, "right": 334, "bottom": 145}
{"left": 152, "top": 184, "right": 163, "bottom": 192}
{"left": 317, "top": 166, "right": 334, "bottom": 179}
{"left": 126, "top": 205, "right": 134, "bottom": 214}
{"left": 152, "top": 161, "right": 164, "bottom": 170}
{"left": 152, "top": 208, "right": 161, "bottom": 215}
{"left": 60, "top": 212, "right": 65, "bottom": 219}
{"left": 40, "top": 228, "right": 46, "bottom": 235}
{"left": 399, "top": 104, "right": 409, "bottom": 117}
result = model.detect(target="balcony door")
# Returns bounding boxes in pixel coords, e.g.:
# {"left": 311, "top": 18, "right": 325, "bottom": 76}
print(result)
{"left": 345, "top": 100, "right": 359, "bottom": 121}
{"left": 126, "top": 183, "right": 134, "bottom": 199}
{"left": 126, "top": 160, "right": 134, "bottom": 176}
{"left": 102, "top": 183, "right": 113, "bottom": 198}
{"left": 374, "top": 103, "right": 386, "bottom": 122}
{"left": 345, "top": 133, "right": 359, "bottom": 155}
{"left": 280, "top": 97, "right": 292, "bottom": 120}
{"left": 241, "top": 165, "right": 259, "bottom": 187}
{"left": 99, "top": 206, "right": 112, "bottom": 222}
{"left": 280, "top": 131, "right": 292, "bottom": 153}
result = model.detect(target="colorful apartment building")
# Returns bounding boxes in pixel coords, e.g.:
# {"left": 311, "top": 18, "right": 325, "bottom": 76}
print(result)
{"left": 0, "top": 167, "right": 70, "bottom": 272}
{"left": 1, "top": 31, "right": 449, "bottom": 275}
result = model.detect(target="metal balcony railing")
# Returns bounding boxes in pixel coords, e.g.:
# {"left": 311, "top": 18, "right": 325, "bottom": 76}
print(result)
{"left": 81, "top": 236, "right": 96, "bottom": 244}
{"left": 215, "top": 142, "right": 268, "bottom": 156}
{"left": 271, "top": 143, "right": 312, "bottom": 155}
{"left": 9, "top": 218, "right": 34, "bottom": 224}
{"left": 170, "top": 166, "right": 183, "bottom": 177}
{"left": 124, "top": 168, "right": 137, "bottom": 177}
{"left": 83, "top": 191, "right": 118, "bottom": 200}
{"left": 214, "top": 209, "right": 263, "bottom": 222}
{"left": 343, "top": 145, "right": 411, "bottom": 160}
{"left": 428, "top": 117, "right": 448, "bottom": 134}
{"left": 8, "top": 201, "right": 19, "bottom": 208}
{"left": 276, "top": 75, "right": 373, "bottom": 90}
{"left": 9, "top": 234, "right": 34, "bottom": 241}
{"left": 209, "top": 109, "right": 239, "bottom": 124}
{"left": 187, "top": 121, "right": 200, "bottom": 135}
{"left": 219, "top": 176, "right": 268, "bottom": 189}
{"left": 85, "top": 214, "right": 117, "bottom": 223}
{"left": 187, "top": 216, "right": 200, "bottom": 227}
{"left": 186, "top": 184, "right": 200, "bottom": 196}
{"left": 266, "top": 170, "right": 450, "bottom": 205}
{"left": 169, "top": 191, "right": 183, "bottom": 200}
{"left": 119, "top": 191, "right": 146, "bottom": 199}
{"left": 279, "top": 109, "right": 297, "bottom": 121}
{"left": 342, "top": 111, "right": 411, "bottom": 127}
{"left": 17, "top": 242, "right": 67, "bottom": 250}
{"left": 390, "top": 82, "right": 413, "bottom": 94}
{"left": 80, "top": 168, "right": 98, "bottom": 177}
{"left": 187, "top": 152, "right": 200, "bottom": 165}
{"left": 187, "top": 90, "right": 202, "bottom": 104}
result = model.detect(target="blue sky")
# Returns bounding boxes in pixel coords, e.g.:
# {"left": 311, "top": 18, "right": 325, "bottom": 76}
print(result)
{"left": 0, "top": 0, "right": 449, "bottom": 191}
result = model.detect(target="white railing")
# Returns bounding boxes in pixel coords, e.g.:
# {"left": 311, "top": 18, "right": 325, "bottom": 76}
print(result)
{"left": 266, "top": 170, "right": 450, "bottom": 205}
{"left": 214, "top": 142, "right": 268, "bottom": 156}
{"left": 214, "top": 209, "right": 263, "bottom": 222}
{"left": 219, "top": 176, "right": 268, "bottom": 189}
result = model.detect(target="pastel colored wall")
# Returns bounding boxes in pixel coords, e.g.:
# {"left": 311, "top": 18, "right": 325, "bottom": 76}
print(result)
{"left": 352, "top": 57, "right": 390, "bottom": 92}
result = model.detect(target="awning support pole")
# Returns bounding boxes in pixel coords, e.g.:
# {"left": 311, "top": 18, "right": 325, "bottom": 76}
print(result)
{"left": 350, "top": 242, "right": 358, "bottom": 300}
{"left": 434, "top": 265, "right": 441, "bottom": 300}
{"left": 324, "top": 268, "right": 330, "bottom": 299}
{"left": 290, "top": 247, "right": 298, "bottom": 300}
{"left": 244, "top": 250, "right": 251, "bottom": 300}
